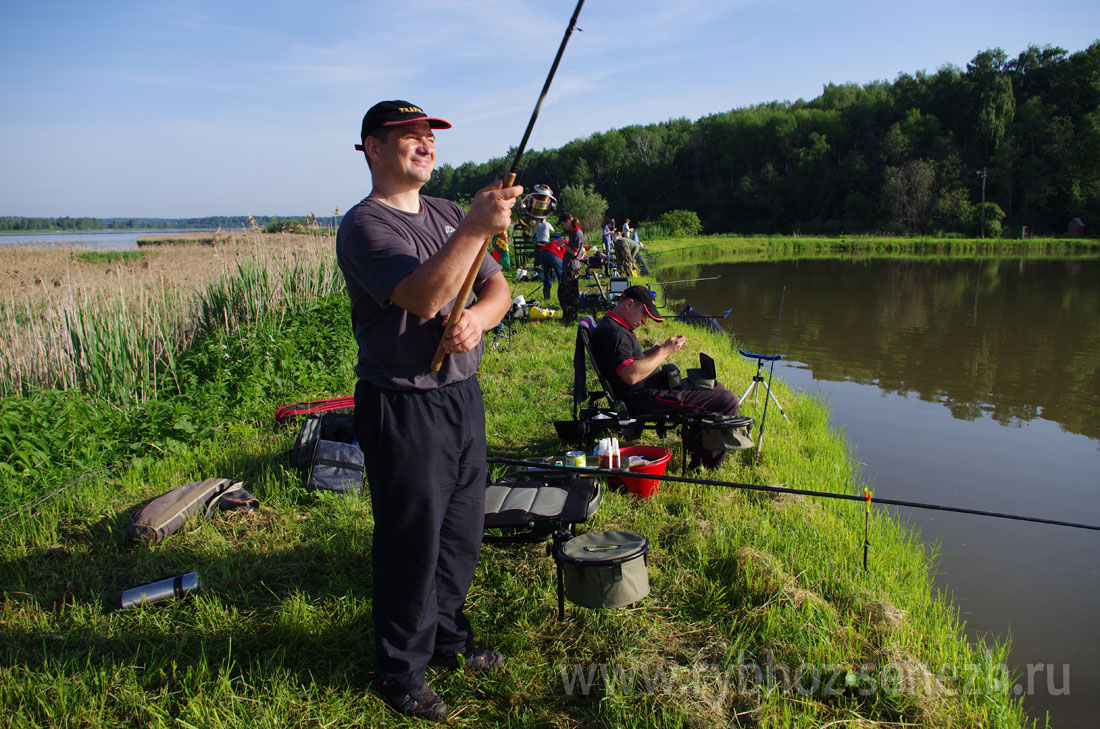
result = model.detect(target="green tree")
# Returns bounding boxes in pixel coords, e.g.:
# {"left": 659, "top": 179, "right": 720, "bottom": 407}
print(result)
{"left": 969, "top": 202, "right": 1006, "bottom": 237}
{"left": 559, "top": 183, "right": 607, "bottom": 233}
{"left": 884, "top": 159, "right": 938, "bottom": 234}
{"left": 657, "top": 210, "right": 703, "bottom": 236}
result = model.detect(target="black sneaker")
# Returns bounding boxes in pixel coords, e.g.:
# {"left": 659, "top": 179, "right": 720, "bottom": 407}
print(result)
{"left": 429, "top": 647, "right": 506, "bottom": 673}
{"left": 379, "top": 680, "right": 449, "bottom": 721}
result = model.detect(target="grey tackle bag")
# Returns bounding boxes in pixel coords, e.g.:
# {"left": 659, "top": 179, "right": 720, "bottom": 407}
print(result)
{"left": 292, "top": 413, "right": 364, "bottom": 495}
{"left": 128, "top": 477, "right": 256, "bottom": 544}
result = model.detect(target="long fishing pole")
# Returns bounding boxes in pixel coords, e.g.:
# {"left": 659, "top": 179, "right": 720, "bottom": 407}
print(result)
{"left": 652, "top": 276, "right": 721, "bottom": 286}
{"left": 754, "top": 287, "right": 785, "bottom": 465}
{"left": 485, "top": 457, "right": 1100, "bottom": 533}
{"left": 431, "top": 0, "right": 586, "bottom": 371}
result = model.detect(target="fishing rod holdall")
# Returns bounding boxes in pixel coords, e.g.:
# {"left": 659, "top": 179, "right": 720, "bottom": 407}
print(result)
{"left": 553, "top": 529, "right": 650, "bottom": 610}
{"left": 128, "top": 478, "right": 257, "bottom": 544}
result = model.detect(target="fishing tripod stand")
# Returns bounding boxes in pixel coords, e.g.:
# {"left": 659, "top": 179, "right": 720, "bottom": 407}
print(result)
{"left": 738, "top": 349, "right": 790, "bottom": 424}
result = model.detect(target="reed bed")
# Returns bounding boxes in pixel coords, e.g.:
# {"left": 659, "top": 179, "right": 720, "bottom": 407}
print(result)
{"left": 0, "top": 232, "right": 342, "bottom": 405}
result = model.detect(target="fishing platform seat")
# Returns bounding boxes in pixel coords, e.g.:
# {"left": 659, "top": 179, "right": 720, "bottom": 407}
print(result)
{"left": 554, "top": 316, "right": 684, "bottom": 447}
{"left": 484, "top": 468, "right": 601, "bottom": 543}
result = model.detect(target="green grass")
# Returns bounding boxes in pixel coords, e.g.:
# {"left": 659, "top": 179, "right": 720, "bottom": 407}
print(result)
{"left": 72, "top": 250, "right": 150, "bottom": 265}
{"left": 0, "top": 249, "right": 1042, "bottom": 727}
{"left": 644, "top": 234, "right": 1100, "bottom": 265}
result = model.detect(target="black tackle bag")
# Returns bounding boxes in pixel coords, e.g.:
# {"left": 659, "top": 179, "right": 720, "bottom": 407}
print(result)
{"left": 292, "top": 413, "right": 364, "bottom": 495}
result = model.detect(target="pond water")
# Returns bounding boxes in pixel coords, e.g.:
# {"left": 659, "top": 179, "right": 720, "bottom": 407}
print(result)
{"left": 0, "top": 230, "right": 212, "bottom": 249}
{"left": 666, "top": 257, "right": 1100, "bottom": 728}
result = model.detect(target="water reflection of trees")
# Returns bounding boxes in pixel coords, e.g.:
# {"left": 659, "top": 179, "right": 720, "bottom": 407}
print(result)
{"left": 671, "top": 259, "right": 1100, "bottom": 441}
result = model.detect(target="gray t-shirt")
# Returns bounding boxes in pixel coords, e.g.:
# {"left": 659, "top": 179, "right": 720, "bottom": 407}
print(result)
{"left": 336, "top": 195, "right": 501, "bottom": 390}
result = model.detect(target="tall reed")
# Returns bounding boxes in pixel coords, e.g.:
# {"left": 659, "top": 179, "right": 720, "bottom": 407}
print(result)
{"left": 0, "top": 233, "right": 342, "bottom": 406}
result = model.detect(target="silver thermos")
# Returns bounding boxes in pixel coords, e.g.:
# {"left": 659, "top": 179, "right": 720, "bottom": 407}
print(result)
{"left": 117, "top": 572, "right": 201, "bottom": 609}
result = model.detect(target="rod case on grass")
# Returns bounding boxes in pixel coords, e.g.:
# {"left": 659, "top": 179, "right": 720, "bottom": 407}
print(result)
{"left": 292, "top": 413, "right": 364, "bottom": 496}
{"left": 128, "top": 478, "right": 257, "bottom": 544}
{"left": 554, "top": 530, "right": 650, "bottom": 609}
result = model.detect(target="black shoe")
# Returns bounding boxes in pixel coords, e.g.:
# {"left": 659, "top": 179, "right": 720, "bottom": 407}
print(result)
{"left": 430, "top": 647, "right": 506, "bottom": 673}
{"left": 379, "top": 680, "right": 449, "bottom": 721}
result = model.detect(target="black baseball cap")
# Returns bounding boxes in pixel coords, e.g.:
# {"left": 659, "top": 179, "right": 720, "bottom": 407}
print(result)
{"left": 621, "top": 285, "right": 664, "bottom": 322}
{"left": 354, "top": 100, "right": 451, "bottom": 150}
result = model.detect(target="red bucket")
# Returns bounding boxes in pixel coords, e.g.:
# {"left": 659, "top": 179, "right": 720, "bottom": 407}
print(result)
{"left": 613, "top": 446, "right": 672, "bottom": 499}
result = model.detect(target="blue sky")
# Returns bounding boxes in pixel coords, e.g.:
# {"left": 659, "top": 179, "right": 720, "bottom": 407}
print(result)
{"left": 1, "top": 0, "right": 1097, "bottom": 218}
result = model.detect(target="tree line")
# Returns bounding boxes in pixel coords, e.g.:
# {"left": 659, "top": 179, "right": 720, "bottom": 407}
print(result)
{"left": 424, "top": 42, "right": 1100, "bottom": 237}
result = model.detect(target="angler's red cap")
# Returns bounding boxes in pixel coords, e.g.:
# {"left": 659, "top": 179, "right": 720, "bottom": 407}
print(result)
{"left": 355, "top": 100, "right": 451, "bottom": 150}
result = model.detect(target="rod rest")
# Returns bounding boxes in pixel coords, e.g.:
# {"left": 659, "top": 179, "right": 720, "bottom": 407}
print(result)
{"left": 738, "top": 348, "right": 783, "bottom": 362}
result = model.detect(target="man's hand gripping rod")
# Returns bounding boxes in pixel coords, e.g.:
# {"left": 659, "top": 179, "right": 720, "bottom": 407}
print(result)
{"left": 430, "top": 0, "right": 585, "bottom": 371}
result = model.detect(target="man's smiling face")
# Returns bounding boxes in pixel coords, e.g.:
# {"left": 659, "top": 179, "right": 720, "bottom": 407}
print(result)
{"left": 372, "top": 120, "right": 436, "bottom": 186}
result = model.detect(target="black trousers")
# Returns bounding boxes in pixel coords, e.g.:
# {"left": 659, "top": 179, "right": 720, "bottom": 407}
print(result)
{"left": 623, "top": 381, "right": 740, "bottom": 466}
{"left": 558, "top": 258, "right": 581, "bottom": 323}
{"left": 354, "top": 376, "right": 487, "bottom": 688}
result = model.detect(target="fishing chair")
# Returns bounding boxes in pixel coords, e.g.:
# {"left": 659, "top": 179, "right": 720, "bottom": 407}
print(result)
{"left": 551, "top": 318, "right": 756, "bottom": 474}
{"left": 484, "top": 467, "right": 601, "bottom": 544}
{"left": 554, "top": 316, "right": 685, "bottom": 451}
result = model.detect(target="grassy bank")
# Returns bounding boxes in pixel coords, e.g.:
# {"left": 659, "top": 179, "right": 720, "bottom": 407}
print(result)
{"left": 1, "top": 243, "right": 1039, "bottom": 727}
{"left": 641, "top": 234, "right": 1099, "bottom": 266}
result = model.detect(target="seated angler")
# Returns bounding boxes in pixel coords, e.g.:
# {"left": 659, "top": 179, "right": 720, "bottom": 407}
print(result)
{"left": 588, "top": 286, "right": 741, "bottom": 468}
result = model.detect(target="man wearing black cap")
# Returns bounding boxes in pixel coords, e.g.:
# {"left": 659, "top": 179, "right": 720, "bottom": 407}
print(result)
{"left": 589, "top": 285, "right": 741, "bottom": 467}
{"left": 336, "top": 100, "right": 522, "bottom": 721}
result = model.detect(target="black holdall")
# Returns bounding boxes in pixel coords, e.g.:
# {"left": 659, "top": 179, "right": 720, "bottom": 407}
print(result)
{"left": 292, "top": 413, "right": 365, "bottom": 495}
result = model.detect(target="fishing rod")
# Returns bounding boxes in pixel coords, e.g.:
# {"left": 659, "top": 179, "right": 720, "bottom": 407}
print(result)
{"left": 651, "top": 276, "right": 721, "bottom": 286}
{"left": 431, "top": 0, "right": 586, "bottom": 371}
{"left": 754, "top": 286, "right": 785, "bottom": 465}
{"left": 485, "top": 457, "right": 1100, "bottom": 533}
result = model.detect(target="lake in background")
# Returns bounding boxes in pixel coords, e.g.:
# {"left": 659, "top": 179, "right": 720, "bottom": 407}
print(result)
{"left": 0, "top": 230, "right": 213, "bottom": 249}
{"left": 666, "top": 257, "right": 1099, "bottom": 728}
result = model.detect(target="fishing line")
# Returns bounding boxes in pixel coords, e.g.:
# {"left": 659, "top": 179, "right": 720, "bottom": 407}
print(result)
{"left": 652, "top": 276, "right": 721, "bottom": 286}
{"left": 486, "top": 457, "right": 1100, "bottom": 533}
